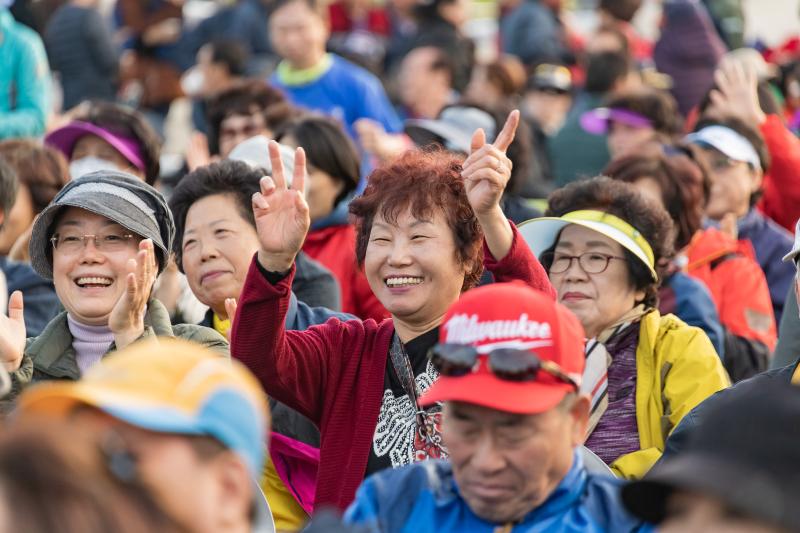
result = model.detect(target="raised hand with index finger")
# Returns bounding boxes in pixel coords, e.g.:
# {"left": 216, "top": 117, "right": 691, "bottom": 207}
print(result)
{"left": 460, "top": 110, "right": 521, "bottom": 261}
{"left": 460, "top": 110, "right": 520, "bottom": 217}
{"left": 253, "top": 141, "right": 311, "bottom": 273}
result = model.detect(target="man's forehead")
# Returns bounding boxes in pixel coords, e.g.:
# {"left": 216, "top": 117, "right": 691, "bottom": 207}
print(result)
{"left": 446, "top": 401, "right": 541, "bottom": 424}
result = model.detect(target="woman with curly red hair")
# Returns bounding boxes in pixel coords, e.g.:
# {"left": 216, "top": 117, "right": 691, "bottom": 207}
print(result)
{"left": 230, "top": 111, "right": 554, "bottom": 511}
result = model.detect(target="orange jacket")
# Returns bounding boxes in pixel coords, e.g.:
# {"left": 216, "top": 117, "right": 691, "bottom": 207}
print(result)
{"left": 684, "top": 228, "right": 777, "bottom": 350}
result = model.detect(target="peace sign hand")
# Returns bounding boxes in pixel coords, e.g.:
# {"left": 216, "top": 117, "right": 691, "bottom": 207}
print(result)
{"left": 461, "top": 110, "right": 520, "bottom": 217}
{"left": 254, "top": 141, "right": 310, "bottom": 273}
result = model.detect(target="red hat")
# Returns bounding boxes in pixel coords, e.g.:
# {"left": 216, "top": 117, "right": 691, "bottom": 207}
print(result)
{"left": 420, "top": 282, "right": 586, "bottom": 414}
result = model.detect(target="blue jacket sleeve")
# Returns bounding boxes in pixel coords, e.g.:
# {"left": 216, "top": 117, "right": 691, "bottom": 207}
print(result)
{"left": 670, "top": 272, "right": 725, "bottom": 359}
{"left": 285, "top": 292, "right": 356, "bottom": 332}
{"left": 2, "top": 260, "right": 61, "bottom": 337}
{"left": 0, "top": 25, "right": 49, "bottom": 139}
{"left": 356, "top": 76, "right": 402, "bottom": 133}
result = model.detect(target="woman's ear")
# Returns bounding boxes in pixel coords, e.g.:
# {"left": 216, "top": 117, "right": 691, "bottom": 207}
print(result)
{"left": 750, "top": 168, "right": 764, "bottom": 195}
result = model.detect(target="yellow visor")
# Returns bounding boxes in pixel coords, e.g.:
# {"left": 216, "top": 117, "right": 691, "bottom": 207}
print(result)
{"left": 519, "top": 209, "right": 658, "bottom": 281}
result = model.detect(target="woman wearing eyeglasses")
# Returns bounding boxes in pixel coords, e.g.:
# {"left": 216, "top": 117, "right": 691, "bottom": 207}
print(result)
{"left": 231, "top": 111, "right": 555, "bottom": 511}
{"left": 520, "top": 177, "right": 729, "bottom": 480}
{"left": 0, "top": 171, "right": 227, "bottom": 408}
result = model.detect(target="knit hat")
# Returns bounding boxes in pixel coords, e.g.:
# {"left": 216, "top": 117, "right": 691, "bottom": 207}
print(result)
{"left": 29, "top": 171, "right": 175, "bottom": 279}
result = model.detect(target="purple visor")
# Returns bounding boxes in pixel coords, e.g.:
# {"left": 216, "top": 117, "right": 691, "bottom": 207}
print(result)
{"left": 45, "top": 121, "right": 146, "bottom": 171}
{"left": 580, "top": 108, "right": 653, "bottom": 135}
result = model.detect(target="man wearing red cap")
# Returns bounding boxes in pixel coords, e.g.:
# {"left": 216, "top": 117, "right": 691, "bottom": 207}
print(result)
{"left": 343, "top": 282, "right": 648, "bottom": 532}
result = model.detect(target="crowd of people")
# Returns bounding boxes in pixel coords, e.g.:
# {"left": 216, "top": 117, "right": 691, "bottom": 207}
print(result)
{"left": 1, "top": 0, "right": 800, "bottom": 531}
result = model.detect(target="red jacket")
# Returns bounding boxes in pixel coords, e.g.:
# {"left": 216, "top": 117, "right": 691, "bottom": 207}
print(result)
{"left": 685, "top": 228, "right": 776, "bottom": 350}
{"left": 231, "top": 225, "right": 554, "bottom": 510}
{"left": 757, "top": 114, "right": 800, "bottom": 232}
{"left": 303, "top": 224, "right": 389, "bottom": 322}
{"left": 328, "top": 2, "right": 391, "bottom": 35}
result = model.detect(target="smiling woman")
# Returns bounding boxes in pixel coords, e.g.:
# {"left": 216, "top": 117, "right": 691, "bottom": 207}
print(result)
{"left": 0, "top": 171, "right": 228, "bottom": 409}
{"left": 230, "top": 111, "right": 556, "bottom": 511}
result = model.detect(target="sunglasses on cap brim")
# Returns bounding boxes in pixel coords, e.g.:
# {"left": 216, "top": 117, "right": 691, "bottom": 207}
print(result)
{"left": 428, "top": 343, "right": 579, "bottom": 389}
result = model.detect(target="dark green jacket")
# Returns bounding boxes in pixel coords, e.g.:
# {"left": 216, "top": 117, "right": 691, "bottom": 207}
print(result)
{"left": 7, "top": 298, "right": 228, "bottom": 407}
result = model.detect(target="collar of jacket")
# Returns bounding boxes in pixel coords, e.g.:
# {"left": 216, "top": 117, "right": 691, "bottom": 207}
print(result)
{"left": 29, "top": 298, "right": 174, "bottom": 379}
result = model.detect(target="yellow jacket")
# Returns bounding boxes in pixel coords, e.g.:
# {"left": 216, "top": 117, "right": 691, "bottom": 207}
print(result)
{"left": 609, "top": 310, "right": 730, "bottom": 479}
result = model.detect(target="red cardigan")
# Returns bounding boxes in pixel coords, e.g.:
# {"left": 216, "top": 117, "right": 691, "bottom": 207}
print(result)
{"left": 231, "top": 224, "right": 555, "bottom": 510}
{"left": 303, "top": 224, "right": 390, "bottom": 322}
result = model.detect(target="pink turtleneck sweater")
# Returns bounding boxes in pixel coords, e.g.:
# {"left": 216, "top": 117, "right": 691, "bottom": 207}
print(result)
{"left": 67, "top": 315, "right": 114, "bottom": 375}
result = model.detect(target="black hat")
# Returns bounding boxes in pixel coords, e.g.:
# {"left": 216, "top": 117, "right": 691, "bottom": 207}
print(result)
{"left": 622, "top": 381, "right": 800, "bottom": 530}
{"left": 526, "top": 64, "right": 572, "bottom": 93}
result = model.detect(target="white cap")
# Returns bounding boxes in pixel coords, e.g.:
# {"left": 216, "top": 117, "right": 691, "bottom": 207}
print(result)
{"left": 685, "top": 126, "right": 762, "bottom": 171}
{"left": 227, "top": 135, "right": 297, "bottom": 185}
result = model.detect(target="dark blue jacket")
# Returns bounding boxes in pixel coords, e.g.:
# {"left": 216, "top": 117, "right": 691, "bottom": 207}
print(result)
{"left": 0, "top": 257, "right": 60, "bottom": 338}
{"left": 345, "top": 452, "right": 651, "bottom": 532}
{"left": 662, "top": 359, "right": 800, "bottom": 461}
{"left": 662, "top": 271, "right": 725, "bottom": 358}
{"left": 201, "top": 291, "right": 354, "bottom": 332}
{"left": 736, "top": 208, "right": 795, "bottom": 326}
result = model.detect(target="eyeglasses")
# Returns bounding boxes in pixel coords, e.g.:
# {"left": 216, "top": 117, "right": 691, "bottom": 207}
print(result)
{"left": 428, "top": 343, "right": 579, "bottom": 389}
{"left": 541, "top": 251, "right": 626, "bottom": 274}
{"left": 708, "top": 154, "right": 741, "bottom": 172}
{"left": 50, "top": 232, "right": 138, "bottom": 255}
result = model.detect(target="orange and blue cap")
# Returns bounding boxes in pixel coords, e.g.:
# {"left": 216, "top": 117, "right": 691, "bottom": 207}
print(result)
{"left": 18, "top": 339, "right": 269, "bottom": 478}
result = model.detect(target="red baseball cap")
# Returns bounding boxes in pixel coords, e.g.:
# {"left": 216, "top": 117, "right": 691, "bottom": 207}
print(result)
{"left": 420, "top": 282, "right": 586, "bottom": 414}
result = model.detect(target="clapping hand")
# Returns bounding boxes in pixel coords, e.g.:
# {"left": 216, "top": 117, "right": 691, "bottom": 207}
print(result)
{"left": 109, "top": 239, "right": 157, "bottom": 350}
{"left": 0, "top": 291, "right": 26, "bottom": 372}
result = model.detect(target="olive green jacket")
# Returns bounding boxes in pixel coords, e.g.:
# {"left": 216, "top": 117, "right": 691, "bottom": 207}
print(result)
{"left": 5, "top": 298, "right": 228, "bottom": 408}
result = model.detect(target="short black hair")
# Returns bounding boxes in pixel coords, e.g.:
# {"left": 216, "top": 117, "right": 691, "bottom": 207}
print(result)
{"left": 606, "top": 88, "right": 682, "bottom": 136}
{"left": 75, "top": 102, "right": 162, "bottom": 185}
{"left": 585, "top": 50, "right": 631, "bottom": 94}
{"left": 206, "top": 80, "right": 294, "bottom": 155}
{"left": 269, "top": 0, "right": 324, "bottom": 17}
{"left": 168, "top": 160, "right": 264, "bottom": 270}
{"left": 599, "top": 0, "right": 643, "bottom": 22}
{"left": 543, "top": 176, "right": 674, "bottom": 309}
{"left": 275, "top": 115, "right": 360, "bottom": 206}
{"left": 206, "top": 39, "right": 249, "bottom": 77}
{"left": 0, "top": 158, "right": 19, "bottom": 223}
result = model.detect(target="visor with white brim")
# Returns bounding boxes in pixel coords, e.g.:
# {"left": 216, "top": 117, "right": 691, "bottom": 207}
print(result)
{"left": 685, "top": 125, "right": 762, "bottom": 171}
{"left": 519, "top": 210, "right": 658, "bottom": 281}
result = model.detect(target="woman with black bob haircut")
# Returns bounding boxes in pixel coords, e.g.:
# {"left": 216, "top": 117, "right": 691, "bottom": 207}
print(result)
{"left": 277, "top": 114, "right": 388, "bottom": 321}
{"left": 520, "top": 176, "right": 728, "bottom": 480}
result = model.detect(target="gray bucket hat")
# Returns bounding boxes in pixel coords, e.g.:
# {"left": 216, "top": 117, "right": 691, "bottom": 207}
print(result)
{"left": 29, "top": 171, "right": 175, "bottom": 280}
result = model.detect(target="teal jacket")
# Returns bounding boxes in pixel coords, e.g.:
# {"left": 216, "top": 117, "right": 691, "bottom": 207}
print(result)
{"left": 5, "top": 298, "right": 228, "bottom": 408}
{"left": 0, "top": 8, "right": 50, "bottom": 139}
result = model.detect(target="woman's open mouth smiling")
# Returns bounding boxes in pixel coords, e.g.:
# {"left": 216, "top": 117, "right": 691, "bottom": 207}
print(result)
{"left": 74, "top": 276, "right": 114, "bottom": 288}
{"left": 384, "top": 276, "right": 424, "bottom": 288}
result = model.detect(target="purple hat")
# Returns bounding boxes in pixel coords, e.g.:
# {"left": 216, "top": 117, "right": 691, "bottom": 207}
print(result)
{"left": 45, "top": 121, "right": 146, "bottom": 171}
{"left": 580, "top": 108, "right": 653, "bottom": 135}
